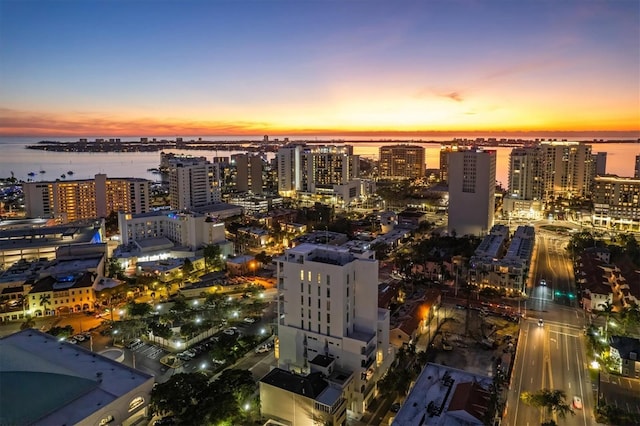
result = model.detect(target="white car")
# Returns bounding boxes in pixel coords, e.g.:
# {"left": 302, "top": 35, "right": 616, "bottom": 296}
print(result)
{"left": 540, "top": 279, "right": 546, "bottom": 286}
{"left": 223, "top": 329, "right": 235, "bottom": 335}
{"left": 255, "top": 344, "right": 270, "bottom": 354}
{"left": 538, "top": 318, "right": 544, "bottom": 327}
{"left": 67, "top": 338, "right": 77, "bottom": 344}
{"left": 573, "top": 396, "right": 583, "bottom": 409}
{"left": 243, "top": 317, "right": 256, "bottom": 324}
{"left": 73, "top": 334, "right": 85, "bottom": 342}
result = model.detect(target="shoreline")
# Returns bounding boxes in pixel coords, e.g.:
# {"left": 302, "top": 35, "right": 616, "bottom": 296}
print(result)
{"left": 24, "top": 138, "right": 640, "bottom": 154}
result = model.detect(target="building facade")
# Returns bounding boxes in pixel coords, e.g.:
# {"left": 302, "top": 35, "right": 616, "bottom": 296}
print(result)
{"left": 232, "top": 153, "right": 264, "bottom": 194}
{"left": 539, "top": 141, "right": 594, "bottom": 199}
{"left": 592, "top": 175, "right": 640, "bottom": 231}
{"left": 275, "top": 243, "right": 391, "bottom": 418}
{"left": 276, "top": 145, "right": 361, "bottom": 205}
{"left": 24, "top": 174, "right": 150, "bottom": 223}
{"left": 118, "top": 210, "right": 227, "bottom": 251}
{"left": 379, "top": 144, "right": 425, "bottom": 179}
{"left": 439, "top": 144, "right": 466, "bottom": 183}
{"left": 168, "top": 157, "right": 221, "bottom": 210}
{"left": 448, "top": 148, "right": 496, "bottom": 236}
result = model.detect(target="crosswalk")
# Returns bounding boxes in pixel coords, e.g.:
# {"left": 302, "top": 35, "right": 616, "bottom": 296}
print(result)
{"left": 131, "top": 343, "right": 165, "bottom": 360}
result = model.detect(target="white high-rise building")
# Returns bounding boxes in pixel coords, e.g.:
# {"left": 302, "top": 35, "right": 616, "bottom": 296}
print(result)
{"left": 276, "top": 145, "right": 360, "bottom": 204}
{"left": 168, "top": 157, "right": 221, "bottom": 210}
{"left": 539, "top": 141, "right": 593, "bottom": 199}
{"left": 275, "top": 243, "right": 391, "bottom": 417}
{"left": 448, "top": 148, "right": 496, "bottom": 236}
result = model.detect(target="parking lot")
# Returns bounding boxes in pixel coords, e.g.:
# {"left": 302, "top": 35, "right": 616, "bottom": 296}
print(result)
{"left": 599, "top": 372, "right": 640, "bottom": 415}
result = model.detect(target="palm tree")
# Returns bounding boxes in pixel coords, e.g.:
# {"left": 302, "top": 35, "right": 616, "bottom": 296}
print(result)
{"left": 521, "top": 389, "right": 574, "bottom": 422}
{"left": 18, "top": 294, "right": 29, "bottom": 315}
{"left": 39, "top": 294, "right": 51, "bottom": 315}
{"left": 619, "top": 305, "right": 640, "bottom": 335}
{"left": 596, "top": 300, "right": 615, "bottom": 338}
{"left": 20, "top": 315, "right": 36, "bottom": 330}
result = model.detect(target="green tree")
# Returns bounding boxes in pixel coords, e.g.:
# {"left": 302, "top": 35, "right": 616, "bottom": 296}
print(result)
{"left": 104, "top": 210, "right": 119, "bottom": 236}
{"left": 20, "top": 315, "right": 36, "bottom": 330}
{"left": 126, "top": 301, "right": 153, "bottom": 318}
{"left": 596, "top": 300, "right": 615, "bottom": 338}
{"left": 182, "top": 258, "right": 194, "bottom": 276}
{"left": 619, "top": 304, "right": 640, "bottom": 335}
{"left": 203, "top": 244, "right": 223, "bottom": 272}
{"left": 214, "top": 369, "right": 256, "bottom": 405}
{"left": 520, "top": 389, "right": 574, "bottom": 422}
{"left": 39, "top": 294, "right": 51, "bottom": 314}
{"left": 150, "top": 372, "right": 210, "bottom": 418}
{"left": 47, "top": 325, "right": 74, "bottom": 338}
{"left": 107, "top": 257, "right": 124, "bottom": 278}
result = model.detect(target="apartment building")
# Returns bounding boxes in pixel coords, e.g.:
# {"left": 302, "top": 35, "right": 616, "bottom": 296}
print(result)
{"left": 592, "top": 175, "right": 640, "bottom": 231}
{"left": 470, "top": 225, "right": 534, "bottom": 294}
{"left": 118, "top": 210, "right": 227, "bottom": 251}
{"left": 167, "top": 157, "right": 221, "bottom": 210}
{"left": 276, "top": 145, "right": 361, "bottom": 205}
{"left": 273, "top": 243, "right": 391, "bottom": 418}
{"left": 504, "top": 141, "right": 594, "bottom": 217}
{"left": 439, "top": 143, "right": 466, "bottom": 183}
{"left": 23, "top": 174, "right": 149, "bottom": 223}
{"left": 539, "top": 141, "right": 594, "bottom": 199}
{"left": 448, "top": 148, "right": 496, "bottom": 236}
{"left": 378, "top": 144, "right": 425, "bottom": 179}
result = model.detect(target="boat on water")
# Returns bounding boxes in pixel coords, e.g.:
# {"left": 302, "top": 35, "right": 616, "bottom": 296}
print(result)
{"left": 39, "top": 170, "right": 46, "bottom": 174}
{"left": 67, "top": 171, "right": 74, "bottom": 175}
{"left": 61, "top": 174, "right": 66, "bottom": 179}
{"left": 28, "top": 172, "right": 36, "bottom": 177}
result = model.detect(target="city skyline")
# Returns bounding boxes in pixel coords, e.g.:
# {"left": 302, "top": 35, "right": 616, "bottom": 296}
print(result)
{"left": 0, "top": 0, "right": 639, "bottom": 137}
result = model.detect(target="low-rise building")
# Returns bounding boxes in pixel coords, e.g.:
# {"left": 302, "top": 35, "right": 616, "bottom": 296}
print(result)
{"left": 260, "top": 366, "right": 349, "bottom": 426}
{"left": 609, "top": 335, "right": 640, "bottom": 378}
{"left": 26, "top": 270, "right": 98, "bottom": 316}
{"left": 0, "top": 329, "right": 154, "bottom": 425}
{"left": 470, "top": 225, "right": 534, "bottom": 294}
{"left": 0, "top": 220, "right": 105, "bottom": 270}
{"left": 392, "top": 363, "right": 493, "bottom": 426}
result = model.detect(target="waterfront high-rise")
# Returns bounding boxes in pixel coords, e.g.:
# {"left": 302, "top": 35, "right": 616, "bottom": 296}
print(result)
{"left": 593, "top": 152, "right": 607, "bottom": 176}
{"left": 635, "top": 155, "right": 640, "bottom": 179}
{"left": 274, "top": 243, "right": 391, "bottom": 418}
{"left": 168, "top": 157, "right": 221, "bottom": 210}
{"left": 23, "top": 174, "right": 149, "bottom": 223}
{"left": 439, "top": 143, "right": 466, "bottom": 183}
{"left": 504, "top": 141, "right": 594, "bottom": 218}
{"left": 378, "top": 144, "right": 425, "bottom": 179}
{"left": 276, "top": 144, "right": 360, "bottom": 205}
{"left": 448, "top": 148, "right": 496, "bottom": 236}
{"left": 539, "top": 141, "right": 594, "bottom": 199}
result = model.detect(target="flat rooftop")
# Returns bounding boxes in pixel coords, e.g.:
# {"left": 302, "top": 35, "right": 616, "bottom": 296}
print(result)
{"left": 0, "top": 329, "right": 153, "bottom": 425}
{"left": 392, "top": 363, "right": 493, "bottom": 426}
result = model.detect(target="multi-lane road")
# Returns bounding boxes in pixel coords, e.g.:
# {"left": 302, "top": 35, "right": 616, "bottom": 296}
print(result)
{"left": 505, "top": 226, "right": 595, "bottom": 426}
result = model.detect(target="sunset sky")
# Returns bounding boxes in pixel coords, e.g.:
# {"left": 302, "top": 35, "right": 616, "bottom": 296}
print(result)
{"left": 0, "top": 0, "right": 638, "bottom": 137}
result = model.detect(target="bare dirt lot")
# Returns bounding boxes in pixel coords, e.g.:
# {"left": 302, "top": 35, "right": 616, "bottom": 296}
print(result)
{"left": 427, "top": 307, "right": 521, "bottom": 378}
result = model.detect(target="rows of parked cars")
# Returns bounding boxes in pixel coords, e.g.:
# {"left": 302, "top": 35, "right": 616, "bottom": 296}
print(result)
{"left": 177, "top": 336, "right": 220, "bottom": 361}
{"left": 66, "top": 332, "right": 92, "bottom": 344}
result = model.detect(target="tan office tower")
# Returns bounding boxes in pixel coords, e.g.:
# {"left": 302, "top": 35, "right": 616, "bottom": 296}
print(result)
{"left": 233, "top": 153, "right": 263, "bottom": 194}
{"left": 379, "top": 144, "right": 425, "bottom": 179}
{"left": 448, "top": 148, "right": 496, "bottom": 236}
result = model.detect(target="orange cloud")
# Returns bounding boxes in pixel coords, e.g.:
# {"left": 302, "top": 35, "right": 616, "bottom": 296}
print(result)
{"left": 0, "top": 107, "right": 638, "bottom": 138}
